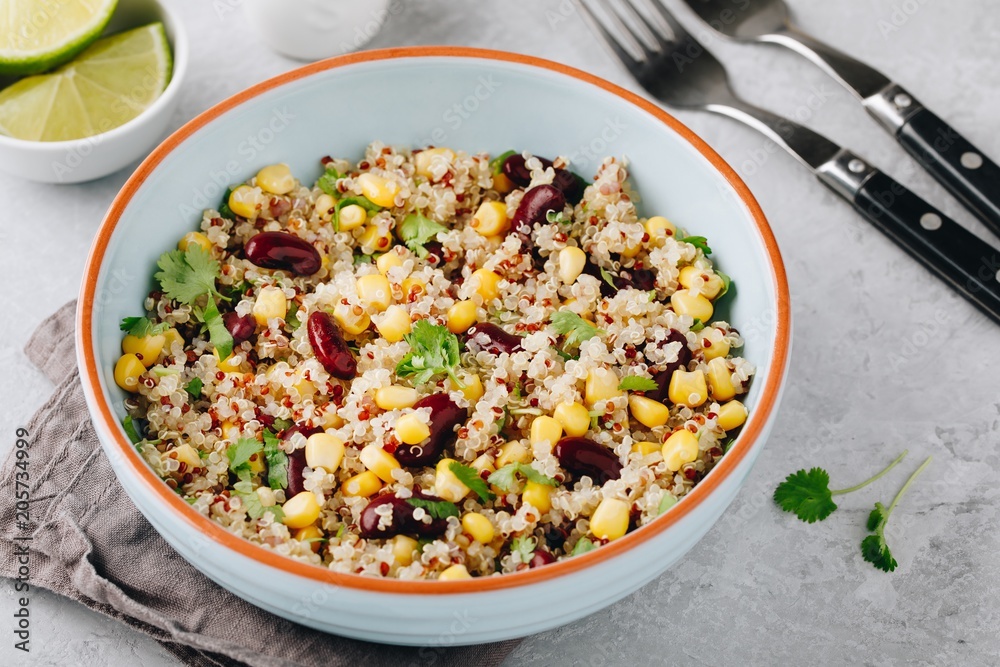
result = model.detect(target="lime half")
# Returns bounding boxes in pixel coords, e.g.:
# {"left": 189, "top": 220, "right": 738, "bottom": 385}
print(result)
{"left": 0, "top": 0, "right": 119, "bottom": 76}
{"left": 0, "top": 23, "right": 172, "bottom": 142}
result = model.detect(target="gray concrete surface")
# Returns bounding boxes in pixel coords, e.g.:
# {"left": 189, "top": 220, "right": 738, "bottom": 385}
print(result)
{"left": 2, "top": 0, "right": 999, "bottom": 665}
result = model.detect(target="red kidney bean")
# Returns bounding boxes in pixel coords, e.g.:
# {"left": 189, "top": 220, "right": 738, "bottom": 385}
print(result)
{"left": 395, "top": 394, "right": 467, "bottom": 467}
{"left": 510, "top": 184, "right": 566, "bottom": 239}
{"left": 502, "top": 155, "right": 587, "bottom": 205}
{"left": 648, "top": 330, "right": 692, "bottom": 403}
{"left": 279, "top": 424, "right": 321, "bottom": 496}
{"left": 358, "top": 491, "right": 450, "bottom": 538}
{"left": 222, "top": 311, "right": 256, "bottom": 344}
{"left": 307, "top": 311, "right": 357, "bottom": 380}
{"left": 529, "top": 548, "right": 556, "bottom": 568}
{"left": 466, "top": 323, "right": 523, "bottom": 356}
{"left": 542, "top": 524, "right": 569, "bottom": 551}
{"left": 244, "top": 231, "right": 322, "bottom": 276}
{"left": 553, "top": 437, "right": 623, "bottom": 485}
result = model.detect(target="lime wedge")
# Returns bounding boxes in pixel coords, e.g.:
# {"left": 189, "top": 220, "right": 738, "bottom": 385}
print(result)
{"left": 0, "top": 0, "right": 119, "bottom": 75}
{"left": 0, "top": 23, "right": 172, "bottom": 142}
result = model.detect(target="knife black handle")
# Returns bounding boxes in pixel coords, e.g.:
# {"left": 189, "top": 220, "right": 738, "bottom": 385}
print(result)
{"left": 896, "top": 107, "right": 1000, "bottom": 238}
{"left": 853, "top": 170, "right": 1000, "bottom": 324}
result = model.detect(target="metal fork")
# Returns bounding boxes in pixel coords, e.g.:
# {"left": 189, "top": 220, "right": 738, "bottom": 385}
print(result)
{"left": 574, "top": 0, "right": 1000, "bottom": 324}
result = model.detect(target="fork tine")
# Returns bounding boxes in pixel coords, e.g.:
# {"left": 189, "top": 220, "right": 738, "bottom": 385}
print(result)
{"left": 572, "top": 0, "right": 649, "bottom": 65}
{"left": 616, "top": 0, "right": 671, "bottom": 50}
{"left": 640, "top": 0, "right": 688, "bottom": 40}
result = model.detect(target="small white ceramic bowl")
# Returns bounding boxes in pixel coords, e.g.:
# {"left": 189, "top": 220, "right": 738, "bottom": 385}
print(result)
{"left": 243, "top": 0, "right": 391, "bottom": 61}
{"left": 78, "top": 47, "right": 791, "bottom": 645}
{"left": 0, "top": 0, "right": 188, "bottom": 184}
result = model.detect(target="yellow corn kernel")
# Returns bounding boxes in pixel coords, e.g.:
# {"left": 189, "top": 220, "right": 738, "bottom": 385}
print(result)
{"left": 450, "top": 372, "right": 484, "bottom": 401}
{"left": 670, "top": 289, "right": 714, "bottom": 322}
{"left": 333, "top": 302, "right": 371, "bottom": 335}
{"left": 228, "top": 185, "right": 261, "bottom": 219}
{"left": 374, "top": 385, "right": 419, "bottom": 410}
{"left": 435, "top": 458, "right": 470, "bottom": 502}
{"left": 702, "top": 273, "right": 725, "bottom": 300}
{"left": 322, "top": 410, "right": 345, "bottom": 430}
{"left": 252, "top": 286, "right": 287, "bottom": 326}
{"left": 247, "top": 450, "right": 266, "bottom": 475}
{"left": 706, "top": 357, "right": 736, "bottom": 402}
{"left": 162, "top": 328, "right": 184, "bottom": 355}
{"left": 338, "top": 203, "right": 368, "bottom": 231}
{"left": 621, "top": 236, "right": 642, "bottom": 258}
{"left": 401, "top": 276, "right": 426, "bottom": 301}
{"left": 114, "top": 353, "right": 145, "bottom": 392}
{"left": 373, "top": 305, "right": 410, "bottom": 343}
{"left": 496, "top": 440, "right": 531, "bottom": 468}
{"left": 678, "top": 266, "right": 724, "bottom": 299}
{"left": 376, "top": 250, "right": 404, "bottom": 275}
{"left": 701, "top": 332, "right": 731, "bottom": 361}
{"left": 492, "top": 171, "right": 515, "bottom": 193}
{"left": 255, "top": 485, "right": 276, "bottom": 507}
{"left": 358, "top": 223, "right": 394, "bottom": 254}
{"left": 305, "top": 432, "right": 346, "bottom": 472}
{"left": 585, "top": 367, "right": 623, "bottom": 406}
{"left": 558, "top": 247, "right": 587, "bottom": 284}
{"left": 359, "top": 444, "right": 401, "bottom": 483}
{"left": 446, "top": 300, "right": 478, "bottom": 334}
{"left": 390, "top": 534, "right": 419, "bottom": 565}
{"left": 282, "top": 491, "right": 321, "bottom": 529}
{"left": 179, "top": 231, "right": 212, "bottom": 252}
{"left": 122, "top": 333, "right": 166, "bottom": 368}
{"left": 256, "top": 163, "right": 295, "bottom": 195}
{"left": 471, "top": 268, "right": 502, "bottom": 301}
{"left": 357, "top": 172, "right": 399, "bottom": 207}
{"left": 395, "top": 413, "right": 430, "bottom": 445}
{"left": 644, "top": 215, "right": 676, "bottom": 239}
{"left": 213, "top": 348, "right": 244, "bottom": 373}
{"left": 521, "top": 480, "right": 552, "bottom": 514}
{"left": 167, "top": 443, "right": 201, "bottom": 470}
{"left": 471, "top": 453, "right": 495, "bottom": 476}
{"left": 631, "top": 441, "right": 660, "bottom": 457}
{"left": 471, "top": 201, "right": 509, "bottom": 237}
{"left": 294, "top": 524, "right": 323, "bottom": 552}
{"left": 356, "top": 273, "right": 393, "bottom": 312}
{"left": 291, "top": 371, "right": 316, "bottom": 399}
{"left": 438, "top": 564, "right": 471, "bottom": 581}
{"left": 662, "top": 429, "right": 700, "bottom": 472}
{"left": 461, "top": 513, "right": 495, "bottom": 544}
{"left": 553, "top": 402, "right": 590, "bottom": 437}
{"left": 717, "top": 400, "right": 748, "bottom": 431}
{"left": 414, "top": 147, "right": 456, "bottom": 179}
{"left": 529, "top": 416, "right": 563, "bottom": 450}
{"left": 342, "top": 470, "right": 382, "bottom": 497}
{"left": 220, "top": 419, "right": 240, "bottom": 441}
{"left": 315, "top": 193, "right": 336, "bottom": 221}
{"left": 628, "top": 395, "right": 671, "bottom": 428}
{"left": 668, "top": 368, "right": 708, "bottom": 408}
{"left": 590, "top": 498, "right": 630, "bottom": 541}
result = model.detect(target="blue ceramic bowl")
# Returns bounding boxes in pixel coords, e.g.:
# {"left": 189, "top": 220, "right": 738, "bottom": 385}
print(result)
{"left": 78, "top": 47, "right": 791, "bottom": 645}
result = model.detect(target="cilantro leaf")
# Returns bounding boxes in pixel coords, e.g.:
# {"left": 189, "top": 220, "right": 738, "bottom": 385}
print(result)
{"left": 678, "top": 235, "right": 712, "bottom": 255}
{"left": 316, "top": 165, "right": 343, "bottom": 196}
{"left": 690, "top": 319, "right": 706, "bottom": 332}
{"left": 398, "top": 213, "right": 447, "bottom": 258}
{"left": 572, "top": 537, "right": 596, "bottom": 556}
{"left": 773, "top": 468, "right": 837, "bottom": 523}
{"left": 599, "top": 267, "right": 618, "bottom": 290}
{"left": 618, "top": 376, "right": 659, "bottom": 392}
{"left": 489, "top": 149, "right": 515, "bottom": 175}
{"left": 184, "top": 378, "right": 203, "bottom": 399}
{"left": 286, "top": 303, "right": 302, "bottom": 331}
{"left": 120, "top": 316, "right": 168, "bottom": 337}
{"left": 203, "top": 299, "right": 234, "bottom": 361}
{"left": 226, "top": 437, "right": 263, "bottom": 476}
{"left": 122, "top": 415, "right": 141, "bottom": 444}
{"left": 263, "top": 429, "right": 288, "bottom": 490}
{"left": 448, "top": 461, "right": 495, "bottom": 502}
{"left": 406, "top": 497, "right": 460, "bottom": 520}
{"left": 335, "top": 524, "right": 346, "bottom": 539}
{"left": 154, "top": 245, "right": 223, "bottom": 305}
{"left": 546, "top": 210, "right": 571, "bottom": 225}
{"left": 396, "top": 320, "right": 464, "bottom": 387}
{"left": 488, "top": 463, "right": 557, "bottom": 493}
{"left": 716, "top": 269, "right": 732, "bottom": 299}
{"left": 219, "top": 187, "right": 235, "bottom": 219}
{"left": 860, "top": 456, "right": 931, "bottom": 573}
{"left": 510, "top": 535, "right": 536, "bottom": 564}
{"left": 658, "top": 493, "right": 678, "bottom": 515}
{"left": 550, "top": 310, "right": 603, "bottom": 349}
{"left": 333, "top": 196, "right": 381, "bottom": 233}
{"left": 273, "top": 418, "right": 294, "bottom": 432}
{"left": 232, "top": 478, "right": 284, "bottom": 521}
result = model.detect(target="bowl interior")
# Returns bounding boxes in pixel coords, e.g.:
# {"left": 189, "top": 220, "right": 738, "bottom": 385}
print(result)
{"left": 85, "top": 52, "right": 783, "bottom": 523}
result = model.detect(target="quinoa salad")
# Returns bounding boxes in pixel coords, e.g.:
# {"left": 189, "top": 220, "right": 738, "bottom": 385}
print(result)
{"left": 113, "top": 143, "right": 754, "bottom": 580}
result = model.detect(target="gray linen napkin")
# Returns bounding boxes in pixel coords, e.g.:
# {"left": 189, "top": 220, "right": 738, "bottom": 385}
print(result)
{"left": 0, "top": 301, "right": 521, "bottom": 667}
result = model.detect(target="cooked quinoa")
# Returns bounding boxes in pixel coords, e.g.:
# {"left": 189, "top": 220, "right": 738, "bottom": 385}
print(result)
{"left": 113, "top": 143, "right": 754, "bottom": 580}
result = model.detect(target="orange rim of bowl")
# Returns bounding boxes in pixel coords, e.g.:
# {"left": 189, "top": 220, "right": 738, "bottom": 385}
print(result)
{"left": 78, "top": 46, "right": 790, "bottom": 595}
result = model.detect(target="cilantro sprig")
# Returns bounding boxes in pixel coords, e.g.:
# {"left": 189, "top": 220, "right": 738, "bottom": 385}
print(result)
{"left": 397, "top": 213, "right": 447, "bottom": 258}
{"left": 316, "top": 165, "right": 343, "bottom": 196}
{"left": 618, "top": 376, "right": 659, "bottom": 392}
{"left": 262, "top": 429, "right": 288, "bottom": 490}
{"left": 488, "top": 463, "right": 557, "bottom": 493}
{"left": 571, "top": 537, "right": 596, "bottom": 556}
{"left": 774, "top": 451, "right": 908, "bottom": 523}
{"left": 862, "top": 456, "right": 932, "bottom": 572}
{"left": 155, "top": 245, "right": 223, "bottom": 305}
{"left": 549, "top": 310, "right": 603, "bottom": 351}
{"left": 396, "top": 320, "right": 465, "bottom": 387}
{"left": 406, "top": 497, "right": 460, "bottom": 520}
{"left": 448, "top": 461, "right": 495, "bottom": 502}
{"left": 510, "top": 535, "right": 536, "bottom": 564}
{"left": 678, "top": 235, "right": 712, "bottom": 255}
{"left": 120, "top": 316, "right": 168, "bottom": 338}
{"left": 184, "top": 378, "right": 203, "bottom": 399}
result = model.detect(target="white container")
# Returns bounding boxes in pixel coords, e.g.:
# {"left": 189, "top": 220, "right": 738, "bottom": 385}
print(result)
{"left": 243, "top": 0, "right": 391, "bottom": 61}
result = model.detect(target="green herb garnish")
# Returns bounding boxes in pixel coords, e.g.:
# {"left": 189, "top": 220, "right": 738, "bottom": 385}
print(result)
{"left": 678, "top": 235, "right": 712, "bottom": 255}
{"left": 489, "top": 150, "right": 516, "bottom": 175}
{"left": 396, "top": 320, "right": 464, "bottom": 387}
{"left": 658, "top": 493, "right": 678, "bottom": 515}
{"left": 397, "top": 212, "right": 447, "bottom": 258}
{"left": 618, "top": 376, "right": 659, "bottom": 392}
{"left": 316, "top": 165, "right": 343, "bottom": 196}
{"left": 352, "top": 252, "right": 372, "bottom": 265}
{"left": 202, "top": 298, "right": 234, "bottom": 361}
{"left": 226, "top": 437, "right": 263, "bottom": 477}
{"left": 219, "top": 187, "right": 235, "bottom": 219}
{"left": 286, "top": 303, "right": 302, "bottom": 331}
{"left": 716, "top": 269, "right": 732, "bottom": 299}
{"left": 120, "top": 316, "right": 168, "bottom": 337}
{"left": 690, "top": 318, "right": 705, "bottom": 332}
{"left": 510, "top": 535, "right": 536, "bottom": 564}
{"left": 184, "top": 378, "right": 203, "bottom": 399}
{"left": 155, "top": 245, "right": 223, "bottom": 305}
{"left": 487, "top": 463, "right": 558, "bottom": 493}
{"left": 122, "top": 415, "right": 141, "bottom": 444}
{"left": 599, "top": 267, "right": 618, "bottom": 290}
{"left": 572, "top": 538, "right": 596, "bottom": 556}
{"left": 550, "top": 310, "right": 603, "bottom": 350}
{"left": 545, "top": 210, "right": 571, "bottom": 225}
{"left": 773, "top": 451, "right": 908, "bottom": 523}
{"left": 333, "top": 196, "right": 381, "bottom": 233}
{"left": 862, "top": 457, "right": 931, "bottom": 572}
{"left": 232, "top": 478, "right": 284, "bottom": 522}
{"left": 406, "top": 497, "right": 460, "bottom": 520}
{"left": 335, "top": 524, "right": 347, "bottom": 539}
{"left": 448, "top": 461, "right": 496, "bottom": 502}
{"left": 262, "top": 429, "right": 288, "bottom": 490}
